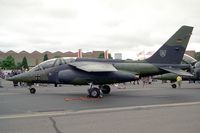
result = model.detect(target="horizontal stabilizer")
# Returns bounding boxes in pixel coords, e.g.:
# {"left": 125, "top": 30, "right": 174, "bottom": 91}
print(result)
{"left": 69, "top": 62, "right": 117, "bottom": 72}
{"left": 160, "top": 67, "right": 193, "bottom": 77}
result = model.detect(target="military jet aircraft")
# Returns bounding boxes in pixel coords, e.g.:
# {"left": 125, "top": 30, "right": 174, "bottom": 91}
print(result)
{"left": 7, "top": 25, "right": 193, "bottom": 98}
{"left": 153, "top": 54, "right": 200, "bottom": 88}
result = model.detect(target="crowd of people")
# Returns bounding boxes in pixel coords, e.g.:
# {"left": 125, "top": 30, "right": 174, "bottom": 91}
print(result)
{"left": 0, "top": 69, "right": 5, "bottom": 79}
{"left": 0, "top": 69, "right": 24, "bottom": 79}
{"left": 0, "top": 69, "right": 28, "bottom": 87}
{"left": 141, "top": 76, "right": 153, "bottom": 87}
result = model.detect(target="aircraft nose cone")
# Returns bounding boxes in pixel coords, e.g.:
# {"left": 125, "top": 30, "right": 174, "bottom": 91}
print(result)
{"left": 6, "top": 73, "right": 26, "bottom": 82}
{"left": 6, "top": 75, "right": 19, "bottom": 81}
{"left": 6, "top": 76, "right": 13, "bottom": 81}
{"left": 152, "top": 75, "right": 161, "bottom": 79}
{"left": 6, "top": 72, "right": 32, "bottom": 82}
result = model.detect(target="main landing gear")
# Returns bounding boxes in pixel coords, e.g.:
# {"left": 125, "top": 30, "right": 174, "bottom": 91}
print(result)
{"left": 88, "top": 84, "right": 111, "bottom": 98}
{"left": 100, "top": 85, "right": 111, "bottom": 94}
{"left": 29, "top": 87, "right": 36, "bottom": 94}
{"left": 171, "top": 84, "right": 177, "bottom": 88}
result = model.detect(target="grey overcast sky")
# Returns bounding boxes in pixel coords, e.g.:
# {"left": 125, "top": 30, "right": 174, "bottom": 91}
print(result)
{"left": 0, "top": 0, "right": 200, "bottom": 59}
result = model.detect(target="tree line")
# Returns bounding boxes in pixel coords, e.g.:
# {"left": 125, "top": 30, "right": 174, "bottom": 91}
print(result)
{"left": 0, "top": 56, "right": 29, "bottom": 70}
{"left": 0, "top": 54, "right": 49, "bottom": 70}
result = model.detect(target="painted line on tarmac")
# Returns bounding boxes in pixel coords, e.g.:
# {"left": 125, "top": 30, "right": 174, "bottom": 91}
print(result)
{"left": 0, "top": 92, "right": 20, "bottom": 96}
{"left": 1, "top": 101, "right": 200, "bottom": 120}
{"left": 114, "top": 88, "right": 161, "bottom": 92}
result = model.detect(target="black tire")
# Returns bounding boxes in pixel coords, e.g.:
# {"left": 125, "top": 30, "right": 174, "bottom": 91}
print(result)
{"left": 54, "top": 83, "right": 58, "bottom": 87}
{"left": 30, "top": 88, "right": 36, "bottom": 94}
{"left": 171, "top": 84, "right": 177, "bottom": 88}
{"left": 89, "top": 87, "right": 100, "bottom": 98}
{"left": 101, "top": 85, "right": 111, "bottom": 94}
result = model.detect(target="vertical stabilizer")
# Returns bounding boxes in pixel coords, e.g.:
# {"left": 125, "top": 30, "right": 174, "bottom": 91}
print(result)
{"left": 146, "top": 26, "right": 193, "bottom": 64}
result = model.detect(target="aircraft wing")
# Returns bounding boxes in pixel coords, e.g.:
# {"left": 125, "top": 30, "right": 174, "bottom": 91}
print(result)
{"left": 160, "top": 67, "right": 193, "bottom": 77}
{"left": 69, "top": 62, "right": 118, "bottom": 72}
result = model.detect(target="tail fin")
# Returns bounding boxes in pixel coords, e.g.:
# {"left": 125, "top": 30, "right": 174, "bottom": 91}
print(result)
{"left": 146, "top": 25, "right": 193, "bottom": 64}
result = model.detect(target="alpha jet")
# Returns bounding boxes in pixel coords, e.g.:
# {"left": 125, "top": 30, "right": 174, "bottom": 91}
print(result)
{"left": 153, "top": 54, "right": 200, "bottom": 88}
{"left": 7, "top": 25, "right": 193, "bottom": 98}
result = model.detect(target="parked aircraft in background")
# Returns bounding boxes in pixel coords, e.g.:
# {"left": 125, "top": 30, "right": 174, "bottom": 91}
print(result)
{"left": 7, "top": 25, "right": 193, "bottom": 97}
{"left": 153, "top": 54, "right": 200, "bottom": 88}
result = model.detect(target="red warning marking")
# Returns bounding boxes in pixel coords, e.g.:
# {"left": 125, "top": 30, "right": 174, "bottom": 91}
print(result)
{"left": 64, "top": 97, "right": 100, "bottom": 101}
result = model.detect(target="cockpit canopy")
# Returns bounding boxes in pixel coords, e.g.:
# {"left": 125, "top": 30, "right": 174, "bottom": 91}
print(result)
{"left": 195, "top": 61, "right": 200, "bottom": 68}
{"left": 182, "top": 54, "right": 197, "bottom": 65}
{"left": 30, "top": 57, "right": 76, "bottom": 71}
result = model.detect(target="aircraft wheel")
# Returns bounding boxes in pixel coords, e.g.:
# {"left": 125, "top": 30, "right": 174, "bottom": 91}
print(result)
{"left": 30, "top": 88, "right": 36, "bottom": 94}
{"left": 88, "top": 87, "right": 100, "bottom": 98}
{"left": 171, "top": 84, "right": 177, "bottom": 88}
{"left": 54, "top": 83, "right": 58, "bottom": 87}
{"left": 101, "top": 85, "right": 111, "bottom": 94}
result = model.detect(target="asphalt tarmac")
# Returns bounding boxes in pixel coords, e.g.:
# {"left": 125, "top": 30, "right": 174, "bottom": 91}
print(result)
{"left": 0, "top": 80, "right": 200, "bottom": 133}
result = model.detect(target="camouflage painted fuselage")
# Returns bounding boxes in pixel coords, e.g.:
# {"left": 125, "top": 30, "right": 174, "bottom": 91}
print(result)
{"left": 8, "top": 59, "right": 190, "bottom": 85}
{"left": 7, "top": 25, "right": 193, "bottom": 86}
